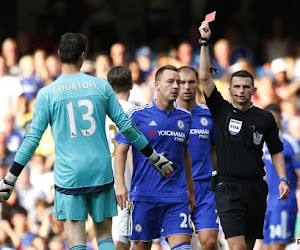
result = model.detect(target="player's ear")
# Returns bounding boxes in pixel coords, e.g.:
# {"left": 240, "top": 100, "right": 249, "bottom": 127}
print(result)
{"left": 252, "top": 87, "right": 257, "bottom": 95}
{"left": 154, "top": 80, "right": 160, "bottom": 91}
{"left": 130, "top": 81, "right": 134, "bottom": 90}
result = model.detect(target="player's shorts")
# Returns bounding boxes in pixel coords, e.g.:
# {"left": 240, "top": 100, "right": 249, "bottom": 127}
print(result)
{"left": 54, "top": 187, "right": 118, "bottom": 222}
{"left": 214, "top": 177, "right": 268, "bottom": 240}
{"left": 191, "top": 180, "right": 219, "bottom": 232}
{"left": 264, "top": 207, "right": 297, "bottom": 245}
{"left": 112, "top": 205, "right": 130, "bottom": 244}
{"left": 129, "top": 201, "right": 193, "bottom": 241}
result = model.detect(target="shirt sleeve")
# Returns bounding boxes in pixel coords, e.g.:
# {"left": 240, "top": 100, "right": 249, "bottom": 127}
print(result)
{"left": 264, "top": 111, "right": 284, "bottom": 154}
{"left": 204, "top": 86, "right": 227, "bottom": 116}
{"left": 14, "top": 91, "right": 50, "bottom": 165}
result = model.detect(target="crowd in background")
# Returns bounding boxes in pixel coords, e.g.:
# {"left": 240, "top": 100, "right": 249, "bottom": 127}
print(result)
{"left": 1, "top": 16, "right": 300, "bottom": 250}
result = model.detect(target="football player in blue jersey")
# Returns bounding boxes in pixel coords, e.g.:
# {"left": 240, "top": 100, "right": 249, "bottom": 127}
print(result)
{"left": 255, "top": 104, "right": 300, "bottom": 250}
{"left": 0, "top": 33, "right": 176, "bottom": 250}
{"left": 114, "top": 65, "right": 195, "bottom": 250}
{"left": 177, "top": 66, "right": 219, "bottom": 250}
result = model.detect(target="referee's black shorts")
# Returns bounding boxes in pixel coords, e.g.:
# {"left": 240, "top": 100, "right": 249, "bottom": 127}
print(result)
{"left": 214, "top": 177, "right": 268, "bottom": 240}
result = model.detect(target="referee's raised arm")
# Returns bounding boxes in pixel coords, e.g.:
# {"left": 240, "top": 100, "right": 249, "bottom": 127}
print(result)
{"left": 199, "top": 21, "right": 215, "bottom": 98}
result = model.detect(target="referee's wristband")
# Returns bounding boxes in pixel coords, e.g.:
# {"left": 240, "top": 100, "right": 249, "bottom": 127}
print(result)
{"left": 199, "top": 38, "right": 210, "bottom": 46}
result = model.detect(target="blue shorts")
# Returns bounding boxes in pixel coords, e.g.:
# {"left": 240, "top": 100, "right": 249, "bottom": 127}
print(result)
{"left": 264, "top": 208, "right": 297, "bottom": 245}
{"left": 129, "top": 201, "right": 192, "bottom": 241}
{"left": 54, "top": 187, "right": 118, "bottom": 222}
{"left": 191, "top": 180, "right": 219, "bottom": 231}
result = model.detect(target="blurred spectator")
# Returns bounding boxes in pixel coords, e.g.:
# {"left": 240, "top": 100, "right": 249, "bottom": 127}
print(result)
{"left": 252, "top": 76, "right": 277, "bottom": 109}
{"left": 18, "top": 54, "right": 44, "bottom": 101}
{"left": 33, "top": 49, "right": 49, "bottom": 82}
{"left": 288, "top": 115, "right": 300, "bottom": 141}
{"left": 0, "top": 132, "right": 15, "bottom": 167}
{"left": 0, "top": 189, "right": 20, "bottom": 221}
{"left": 94, "top": 52, "right": 111, "bottom": 79}
{"left": 48, "top": 235, "right": 66, "bottom": 250}
{"left": 285, "top": 56, "right": 297, "bottom": 82}
{"left": 128, "top": 60, "right": 153, "bottom": 106}
{"left": 30, "top": 199, "right": 52, "bottom": 240}
{"left": 1, "top": 38, "right": 21, "bottom": 76}
{"left": 10, "top": 205, "right": 37, "bottom": 249}
{"left": 224, "top": 25, "right": 254, "bottom": 65}
{"left": 2, "top": 113, "right": 23, "bottom": 153}
{"left": 135, "top": 45, "right": 154, "bottom": 80}
{"left": 29, "top": 154, "right": 54, "bottom": 200}
{"left": 15, "top": 167, "right": 46, "bottom": 218}
{"left": 32, "top": 235, "right": 48, "bottom": 250}
{"left": 0, "top": 219, "right": 20, "bottom": 249}
{"left": 81, "top": 59, "right": 95, "bottom": 76}
{"left": 45, "top": 53, "right": 62, "bottom": 80}
{"left": 228, "top": 58, "right": 256, "bottom": 78}
{"left": 110, "top": 42, "right": 126, "bottom": 67}
{"left": 176, "top": 41, "right": 199, "bottom": 69}
{"left": 20, "top": 96, "right": 36, "bottom": 132}
{"left": 212, "top": 38, "right": 231, "bottom": 80}
{"left": 281, "top": 99, "right": 299, "bottom": 132}
{"left": 271, "top": 58, "right": 300, "bottom": 102}
{"left": 0, "top": 55, "right": 23, "bottom": 132}
{"left": 14, "top": 94, "right": 28, "bottom": 133}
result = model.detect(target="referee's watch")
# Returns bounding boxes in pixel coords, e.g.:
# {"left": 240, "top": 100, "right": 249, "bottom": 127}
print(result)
{"left": 280, "top": 177, "right": 290, "bottom": 185}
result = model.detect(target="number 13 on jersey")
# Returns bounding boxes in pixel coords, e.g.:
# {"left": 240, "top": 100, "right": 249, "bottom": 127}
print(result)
{"left": 66, "top": 99, "right": 96, "bottom": 138}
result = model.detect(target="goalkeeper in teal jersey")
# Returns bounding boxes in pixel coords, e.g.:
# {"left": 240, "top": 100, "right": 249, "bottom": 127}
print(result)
{"left": 0, "top": 33, "right": 175, "bottom": 250}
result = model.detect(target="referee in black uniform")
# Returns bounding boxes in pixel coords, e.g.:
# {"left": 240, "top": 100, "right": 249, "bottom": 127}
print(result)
{"left": 198, "top": 21, "right": 290, "bottom": 250}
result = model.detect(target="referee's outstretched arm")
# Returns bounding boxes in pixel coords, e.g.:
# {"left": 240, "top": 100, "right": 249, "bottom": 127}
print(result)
{"left": 198, "top": 21, "right": 215, "bottom": 98}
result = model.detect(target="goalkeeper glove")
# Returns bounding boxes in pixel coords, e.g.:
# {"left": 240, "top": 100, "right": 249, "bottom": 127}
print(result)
{"left": 0, "top": 172, "right": 17, "bottom": 201}
{"left": 147, "top": 150, "right": 177, "bottom": 179}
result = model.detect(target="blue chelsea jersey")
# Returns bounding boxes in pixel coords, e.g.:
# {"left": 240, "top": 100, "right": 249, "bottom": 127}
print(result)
{"left": 115, "top": 100, "right": 192, "bottom": 203}
{"left": 175, "top": 102, "right": 216, "bottom": 181}
{"left": 264, "top": 133, "right": 300, "bottom": 211}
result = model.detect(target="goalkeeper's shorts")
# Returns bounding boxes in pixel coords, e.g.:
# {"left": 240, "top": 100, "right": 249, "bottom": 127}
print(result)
{"left": 54, "top": 186, "right": 118, "bottom": 222}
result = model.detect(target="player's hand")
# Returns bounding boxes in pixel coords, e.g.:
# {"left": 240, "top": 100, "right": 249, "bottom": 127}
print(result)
{"left": 278, "top": 181, "right": 290, "bottom": 200}
{"left": 198, "top": 21, "right": 211, "bottom": 40}
{"left": 188, "top": 189, "right": 195, "bottom": 212}
{"left": 0, "top": 179, "right": 14, "bottom": 201}
{"left": 148, "top": 150, "right": 177, "bottom": 179}
{"left": 115, "top": 182, "right": 129, "bottom": 210}
{"left": 0, "top": 172, "right": 18, "bottom": 202}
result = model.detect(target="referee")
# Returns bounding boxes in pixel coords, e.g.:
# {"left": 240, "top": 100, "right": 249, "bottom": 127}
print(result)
{"left": 198, "top": 21, "right": 290, "bottom": 250}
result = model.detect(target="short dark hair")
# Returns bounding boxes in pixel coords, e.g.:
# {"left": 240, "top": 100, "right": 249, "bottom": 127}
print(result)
{"left": 265, "top": 103, "right": 281, "bottom": 114}
{"left": 231, "top": 70, "right": 254, "bottom": 86}
{"left": 155, "top": 65, "right": 178, "bottom": 82}
{"left": 178, "top": 66, "right": 198, "bottom": 81}
{"left": 58, "top": 32, "right": 88, "bottom": 63}
{"left": 107, "top": 66, "right": 132, "bottom": 93}
{"left": 10, "top": 205, "right": 28, "bottom": 218}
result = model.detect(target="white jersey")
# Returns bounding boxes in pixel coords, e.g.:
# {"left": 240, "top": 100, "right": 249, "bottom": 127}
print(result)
{"left": 106, "top": 99, "right": 134, "bottom": 189}
{"left": 106, "top": 99, "right": 134, "bottom": 239}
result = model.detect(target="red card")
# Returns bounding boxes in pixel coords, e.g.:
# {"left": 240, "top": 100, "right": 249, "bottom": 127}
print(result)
{"left": 205, "top": 11, "right": 216, "bottom": 22}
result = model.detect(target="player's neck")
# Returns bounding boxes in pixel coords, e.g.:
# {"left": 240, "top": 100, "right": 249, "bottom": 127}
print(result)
{"left": 61, "top": 64, "right": 81, "bottom": 75}
{"left": 233, "top": 101, "right": 251, "bottom": 111}
{"left": 177, "top": 98, "right": 196, "bottom": 111}
{"left": 115, "top": 91, "right": 130, "bottom": 101}
{"left": 155, "top": 98, "right": 174, "bottom": 111}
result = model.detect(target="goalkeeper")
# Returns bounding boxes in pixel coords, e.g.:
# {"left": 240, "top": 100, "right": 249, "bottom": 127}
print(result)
{"left": 114, "top": 65, "right": 195, "bottom": 250}
{"left": 0, "top": 33, "right": 175, "bottom": 250}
